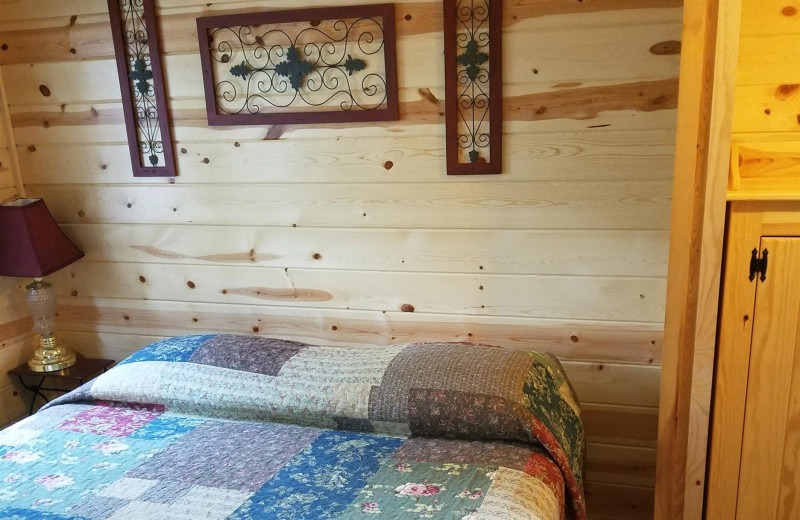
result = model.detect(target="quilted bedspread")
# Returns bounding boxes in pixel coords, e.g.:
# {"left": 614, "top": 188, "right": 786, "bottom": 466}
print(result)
{"left": 0, "top": 335, "right": 586, "bottom": 520}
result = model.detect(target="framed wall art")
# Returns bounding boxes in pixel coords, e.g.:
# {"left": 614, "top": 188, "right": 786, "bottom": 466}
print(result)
{"left": 196, "top": 4, "right": 399, "bottom": 126}
{"left": 107, "top": 0, "right": 177, "bottom": 177}
{"left": 443, "top": 0, "right": 502, "bottom": 175}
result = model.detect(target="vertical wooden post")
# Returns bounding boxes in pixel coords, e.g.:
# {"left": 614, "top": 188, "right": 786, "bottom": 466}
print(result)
{"left": 655, "top": 1, "right": 741, "bottom": 519}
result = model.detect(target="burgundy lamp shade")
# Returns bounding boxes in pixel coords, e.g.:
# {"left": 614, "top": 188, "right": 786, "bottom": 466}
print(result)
{"left": 0, "top": 198, "right": 84, "bottom": 278}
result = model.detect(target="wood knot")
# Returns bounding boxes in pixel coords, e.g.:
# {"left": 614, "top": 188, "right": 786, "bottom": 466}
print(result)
{"left": 38, "top": 85, "right": 51, "bottom": 97}
{"left": 234, "top": 142, "right": 240, "bottom": 147}
{"left": 401, "top": 303, "right": 415, "bottom": 313}
{"left": 331, "top": 325, "right": 338, "bottom": 331}
{"left": 42, "top": 120, "right": 50, "bottom": 128}
{"left": 186, "top": 281, "right": 196, "bottom": 289}
{"left": 138, "top": 275, "right": 146, "bottom": 283}
{"left": 312, "top": 253, "right": 322, "bottom": 260}
{"left": 404, "top": 14, "right": 412, "bottom": 20}
{"left": 252, "top": 326, "right": 259, "bottom": 333}
{"left": 202, "top": 157, "right": 209, "bottom": 164}
{"left": 221, "top": 289, "right": 228, "bottom": 294}
{"left": 123, "top": 315, "right": 130, "bottom": 321}
{"left": 70, "top": 289, "right": 78, "bottom": 296}
{"left": 417, "top": 88, "right": 440, "bottom": 106}
{"left": 649, "top": 40, "right": 681, "bottom": 55}
{"left": 309, "top": 20, "right": 321, "bottom": 26}
{"left": 192, "top": 317, "right": 198, "bottom": 322}
{"left": 384, "top": 161, "right": 394, "bottom": 170}
{"left": 776, "top": 84, "right": 800, "bottom": 100}
{"left": 70, "top": 48, "right": 77, "bottom": 54}
{"left": 27, "top": 145, "right": 36, "bottom": 152}
{"left": 570, "top": 335, "right": 579, "bottom": 343}
{"left": 783, "top": 5, "right": 798, "bottom": 16}
{"left": 1, "top": 44, "right": 7, "bottom": 51}
{"left": 180, "top": 148, "right": 187, "bottom": 154}
{"left": 535, "top": 106, "right": 547, "bottom": 115}
{"left": 78, "top": 210, "right": 85, "bottom": 217}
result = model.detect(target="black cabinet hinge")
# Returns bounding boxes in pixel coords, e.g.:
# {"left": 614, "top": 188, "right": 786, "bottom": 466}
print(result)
{"left": 749, "top": 248, "right": 769, "bottom": 282}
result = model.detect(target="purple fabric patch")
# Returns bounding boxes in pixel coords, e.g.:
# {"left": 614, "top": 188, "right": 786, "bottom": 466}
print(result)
{"left": 125, "top": 421, "right": 320, "bottom": 491}
{"left": 58, "top": 403, "right": 164, "bottom": 438}
{"left": 407, "top": 388, "right": 528, "bottom": 442}
{"left": 368, "top": 343, "right": 531, "bottom": 423}
{"left": 394, "top": 437, "right": 539, "bottom": 472}
{"left": 188, "top": 334, "right": 307, "bottom": 375}
{"left": 137, "top": 480, "right": 194, "bottom": 504}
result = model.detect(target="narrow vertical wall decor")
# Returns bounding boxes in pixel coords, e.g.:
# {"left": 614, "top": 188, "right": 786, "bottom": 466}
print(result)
{"left": 107, "top": 0, "right": 176, "bottom": 177}
{"left": 443, "top": 0, "right": 502, "bottom": 175}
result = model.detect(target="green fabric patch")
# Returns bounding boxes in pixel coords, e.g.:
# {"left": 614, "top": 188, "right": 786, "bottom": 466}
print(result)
{"left": 338, "top": 461, "right": 496, "bottom": 518}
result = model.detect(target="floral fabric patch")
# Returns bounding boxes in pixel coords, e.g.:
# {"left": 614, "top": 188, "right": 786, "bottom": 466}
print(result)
{"left": 339, "top": 460, "right": 495, "bottom": 519}
{"left": 58, "top": 403, "right": 164, "bottom": 438}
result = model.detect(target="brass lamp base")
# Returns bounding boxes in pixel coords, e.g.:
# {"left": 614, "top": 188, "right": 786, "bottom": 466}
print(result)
{"left": 27, "top": 333, "right": 77, "bottom": 372}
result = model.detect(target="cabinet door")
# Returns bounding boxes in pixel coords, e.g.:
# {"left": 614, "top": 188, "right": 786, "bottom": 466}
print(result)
{"left": 737, "top": 237, "right": 800, "bottom": 519}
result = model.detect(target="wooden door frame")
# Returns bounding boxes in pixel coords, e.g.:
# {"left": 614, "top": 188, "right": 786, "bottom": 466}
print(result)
{"left": 654, "top": 1, "right": 742, "bottom": 519}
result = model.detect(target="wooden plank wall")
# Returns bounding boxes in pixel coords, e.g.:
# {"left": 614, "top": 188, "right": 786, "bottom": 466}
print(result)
{"left": 0, "top": 66, "right": 33, "bottom": 427}
{"left": 0, "top": 1, "right": 682, "bottom": 517}
{"left": 734, "top": 0, "right": 800, "bottom": 139}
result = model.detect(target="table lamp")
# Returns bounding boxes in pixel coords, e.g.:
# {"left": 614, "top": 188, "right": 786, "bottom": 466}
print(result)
{"left": 0, "top": 198, "right": 84, "bottom": 372}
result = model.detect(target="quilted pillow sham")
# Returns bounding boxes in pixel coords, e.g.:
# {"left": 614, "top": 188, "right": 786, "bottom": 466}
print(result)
{"left": 49, "top": 334, "right": 585, "bottom": 517}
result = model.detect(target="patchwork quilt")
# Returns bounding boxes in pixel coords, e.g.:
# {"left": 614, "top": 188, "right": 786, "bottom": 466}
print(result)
{"left": 0, "top": 335, "right": 586, "bottom": 520}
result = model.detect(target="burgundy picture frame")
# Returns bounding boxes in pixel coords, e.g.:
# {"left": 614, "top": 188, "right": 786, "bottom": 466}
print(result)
{"left": 196, "top": 4, "right": 399, "bottom": 126}
{"left": 443, "top": 0, "right": 503, "bottom": 175}
{"left": 107, "top": 0, "right": 177, "bottom": 177}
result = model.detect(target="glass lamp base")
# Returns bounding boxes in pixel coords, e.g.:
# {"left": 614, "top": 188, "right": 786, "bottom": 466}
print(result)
{"left": 27, "top": 333, "right": 77, "bottom": 372}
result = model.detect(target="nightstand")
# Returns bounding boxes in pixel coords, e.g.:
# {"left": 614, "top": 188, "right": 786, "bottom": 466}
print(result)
{"left": 8, "top": 357, "right": 114, "bottom": 415}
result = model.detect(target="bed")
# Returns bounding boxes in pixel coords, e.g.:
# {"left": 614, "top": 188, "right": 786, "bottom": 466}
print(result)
{"left": 0, "top": 335, "right": 587, "bottom": 520}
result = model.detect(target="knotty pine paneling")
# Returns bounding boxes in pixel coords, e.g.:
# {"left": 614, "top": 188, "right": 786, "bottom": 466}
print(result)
{"left": 55, "top": 299, "right": 663, "bottom": 364}
{"left": 0, "top": 0, "right": 681, "bottom": 514}
{"left": 58, "top": 223, "right": 670, "bottom": 277}
{"left": 733, "top": 1, "right": 800, "bottom": 139}
{"left": 18, "top": 132, "right": 677, "bottom": 184}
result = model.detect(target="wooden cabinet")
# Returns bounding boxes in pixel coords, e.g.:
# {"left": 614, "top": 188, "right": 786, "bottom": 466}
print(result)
{"left": 707, "top": 201, "right": 800, "bottom": 519}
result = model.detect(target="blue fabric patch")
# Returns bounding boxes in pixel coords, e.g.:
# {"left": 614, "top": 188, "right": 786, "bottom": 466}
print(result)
{"left": 0, "top": 508, "right": 90, "bottom": 519}
{"left": 117, "top": 335, "right": 217, "bottom": 365}
{"left": 128, "top": 415, "right": 205, "bottom": 442}
{"left": 230, "top": 431, "right": 403, "bottom": 520}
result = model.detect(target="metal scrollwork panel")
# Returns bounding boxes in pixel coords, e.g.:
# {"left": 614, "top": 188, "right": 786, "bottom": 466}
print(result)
{"left": 197, "top": 4, "right": 399, "bottom": 125}
{"left": 107, "top": 0, "right": 176, "bottom": 177}
{"left": 443, "top": 0, "right": 502, "bottom": 175}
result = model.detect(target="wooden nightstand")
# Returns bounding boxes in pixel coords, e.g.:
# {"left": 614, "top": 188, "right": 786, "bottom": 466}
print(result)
{"left": 8, "top": 357, "right": 114, "bottom": 415}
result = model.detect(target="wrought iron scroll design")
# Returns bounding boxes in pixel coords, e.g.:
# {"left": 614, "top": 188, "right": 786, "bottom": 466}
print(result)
{"left": 443, "top": 0, "right": 502, "bottom": 175}
{"left": 197, "top": 5, "right": 399, "bottom": 126}
{"left": 107, "top": 0, "right": 176, "bottom": 177}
